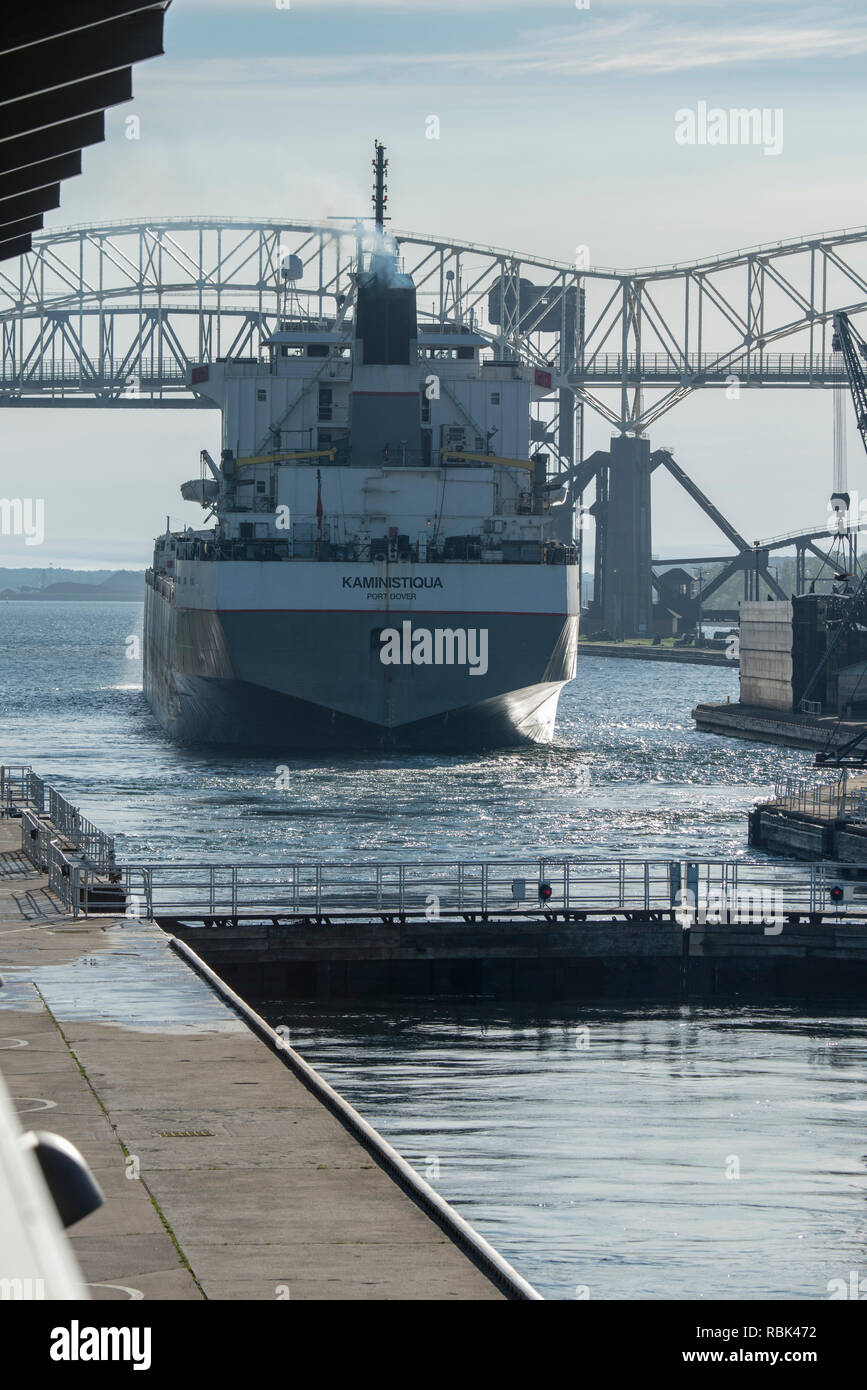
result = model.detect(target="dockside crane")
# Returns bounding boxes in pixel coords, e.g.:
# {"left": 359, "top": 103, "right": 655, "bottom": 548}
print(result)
{"left": 813, "top": 313, "right": 867, "bottom": 766}
{"left": 833, "top": 312, "right": 867, "bottom": 454}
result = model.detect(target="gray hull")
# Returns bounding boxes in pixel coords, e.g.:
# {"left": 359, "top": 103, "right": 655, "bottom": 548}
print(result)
{"left": 144, "top": 582, "right": 578, "bottom": 751}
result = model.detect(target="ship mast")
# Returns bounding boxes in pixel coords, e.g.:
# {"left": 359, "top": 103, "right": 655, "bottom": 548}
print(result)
{"left": 371, "top": 141, "right": 388, "bottom": 231}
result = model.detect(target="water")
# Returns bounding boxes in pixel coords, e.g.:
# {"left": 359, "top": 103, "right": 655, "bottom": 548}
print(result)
{"left": 0, "top": 599, "right": 813, "bottom": 862}
{"left": 4, "top": 599, "right": 864, "bottom": 1300}
{"left": 270, "top": 1003, "right": 867, "bottom": 1301}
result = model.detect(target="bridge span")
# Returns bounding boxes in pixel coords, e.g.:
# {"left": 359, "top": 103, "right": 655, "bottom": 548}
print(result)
{"left": 2, "top": 218, "right": 867, "bottom": 436}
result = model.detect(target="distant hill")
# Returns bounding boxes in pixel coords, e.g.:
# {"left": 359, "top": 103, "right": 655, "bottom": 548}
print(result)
{"left": 0, "top": 570, "right": 144, "bottom": 601}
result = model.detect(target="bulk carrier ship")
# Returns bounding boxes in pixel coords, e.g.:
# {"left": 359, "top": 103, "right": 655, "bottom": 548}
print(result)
{"left": 143, "top": 146, "right": 580, "bottom": 750}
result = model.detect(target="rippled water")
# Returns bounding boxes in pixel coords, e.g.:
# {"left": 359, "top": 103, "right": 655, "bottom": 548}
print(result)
{"left": 4, "top": 600, "right": 864, "bottom": 1301}
{"left": 0, "top": 599, "right": 814, "bottom": 862}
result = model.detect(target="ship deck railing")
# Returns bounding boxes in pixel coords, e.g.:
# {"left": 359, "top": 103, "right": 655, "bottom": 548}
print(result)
{"left": 145, "top": 568, "right": 174, "bottom": 599}
{"left": 159, "top": 538, "right": 579, "bottom": 567}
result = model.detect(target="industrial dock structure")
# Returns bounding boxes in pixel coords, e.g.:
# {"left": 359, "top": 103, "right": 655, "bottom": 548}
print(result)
{"left": 694, "top": 307, "right": 867, "bottom": 867}
{"left": 749, "top": 772, "right": 867, "bottom": 862}
{"left": 694, "top": 595, "right": 867, "bottom": 751}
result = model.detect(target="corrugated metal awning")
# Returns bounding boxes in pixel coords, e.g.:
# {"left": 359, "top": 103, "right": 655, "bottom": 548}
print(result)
{"left": 0, "top": 2, "right": 171, "bottom": 261}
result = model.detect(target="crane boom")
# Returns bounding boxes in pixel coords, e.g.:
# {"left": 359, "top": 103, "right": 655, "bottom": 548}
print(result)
{"left": 832, "top": 312, "right": 867, "bottom": 459}
{"left": 811, "top": 315, "right": 867, "bottom": 764}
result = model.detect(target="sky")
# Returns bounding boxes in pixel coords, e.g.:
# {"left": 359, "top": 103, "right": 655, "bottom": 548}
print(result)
{"left": 2, "top": 0, "right": 867, "bottom": 567}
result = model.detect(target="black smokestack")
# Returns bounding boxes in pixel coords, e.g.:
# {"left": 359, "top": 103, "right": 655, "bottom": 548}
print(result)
{"left": 355, "top": 258, "right": 417, "bottom": 366}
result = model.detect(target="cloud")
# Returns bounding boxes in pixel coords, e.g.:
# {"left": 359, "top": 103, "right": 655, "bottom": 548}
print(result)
{"left": 154, "top": 9, "right": 867, "bottom": 87}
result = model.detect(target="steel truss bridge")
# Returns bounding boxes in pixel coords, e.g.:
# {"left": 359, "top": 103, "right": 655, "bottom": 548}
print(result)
{"left": 2, "top": 218, "right": 867, "bottom": 432}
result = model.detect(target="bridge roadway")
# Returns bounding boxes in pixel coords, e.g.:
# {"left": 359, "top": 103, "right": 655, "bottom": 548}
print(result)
{"left": 0, "top": 352, "right": 849, "bottom": 405}
{"left": 0, "top": 818, "right": 519, "bottom": 1301}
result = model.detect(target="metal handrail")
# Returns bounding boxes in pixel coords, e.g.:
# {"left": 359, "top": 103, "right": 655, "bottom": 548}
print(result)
{"left": 17, "top": 809, "right": 85, "bottom": 916}
{"left": 0, "top": 353, "right": 849, "bottom": 391}
{"left": 575, "top": 351, "right": 847, "bottom": 380}
{"left": 847, "top": 790, "right": 867, "bottom": 824}
{"left": 2, "top": 764, "right": 115, "bottom": 870}
{"left": 118, "top": 856, "right": 829, "bottom": 923}
{"left": 1, "top": 765, "right": 42, "bottom": 811}
{"left": 768, "top": 773, "right": 866, "bottom": 821}
{"left": 3, "top": 765, "right": 853, "bottom": 926}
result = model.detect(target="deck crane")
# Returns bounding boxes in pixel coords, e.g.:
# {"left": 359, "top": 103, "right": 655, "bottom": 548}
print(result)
{"left": 832, "top": 312, "right": 867, "bottom": 452}
{"left": 814, "top": 313, "right": 867, "bottom": 766}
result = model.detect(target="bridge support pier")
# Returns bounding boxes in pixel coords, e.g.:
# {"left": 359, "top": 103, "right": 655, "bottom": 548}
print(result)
{"left": 592, "top": 435, "right": 653, "bottom": 638}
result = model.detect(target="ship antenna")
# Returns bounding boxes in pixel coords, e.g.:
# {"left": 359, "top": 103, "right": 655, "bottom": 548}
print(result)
{"left": 371, "top": 140, "right": 388, "bottom": 231}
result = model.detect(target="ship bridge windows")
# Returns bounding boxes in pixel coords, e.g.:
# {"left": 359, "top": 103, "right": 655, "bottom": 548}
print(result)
{"left": 274, "top": 344, "right": 350, "bottom": 360}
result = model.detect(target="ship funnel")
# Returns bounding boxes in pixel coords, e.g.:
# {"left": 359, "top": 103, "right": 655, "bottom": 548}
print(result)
{"left": 348, "top": 143, "right": 422, "bottom": 468}
{"left": 355, "top": 255, "right": 417, "bottom": 366}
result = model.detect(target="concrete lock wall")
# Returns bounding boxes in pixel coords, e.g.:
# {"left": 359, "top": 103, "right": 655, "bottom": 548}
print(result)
{"left": 739, "top": 601, "right": 794, "bottom": 710}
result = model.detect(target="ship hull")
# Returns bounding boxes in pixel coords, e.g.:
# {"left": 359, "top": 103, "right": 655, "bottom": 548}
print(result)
{"left": 143, "top": 559, "right": 579, "bottom": 751}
